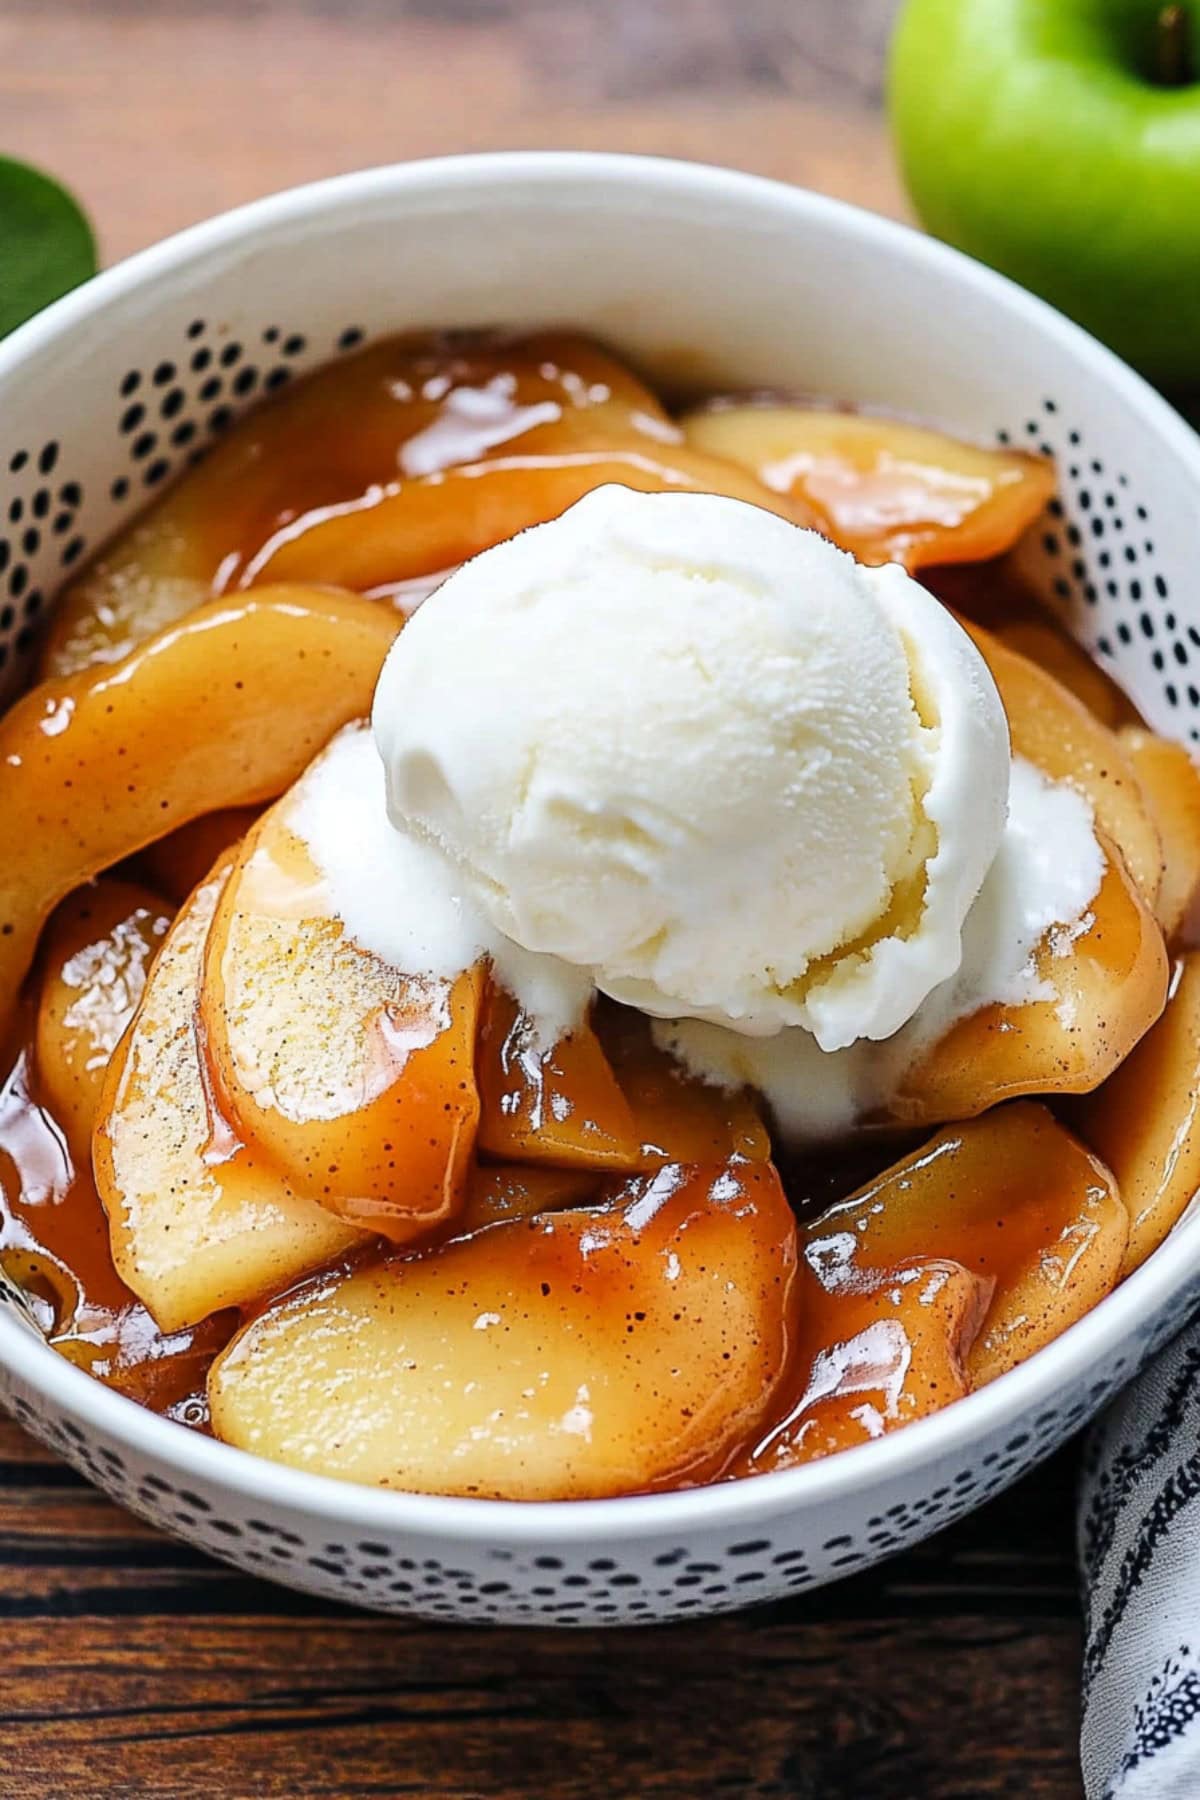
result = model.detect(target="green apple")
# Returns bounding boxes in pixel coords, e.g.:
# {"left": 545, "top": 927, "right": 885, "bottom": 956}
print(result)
{"left": 888, "top": 0, "right": 1200, "bottom": 388}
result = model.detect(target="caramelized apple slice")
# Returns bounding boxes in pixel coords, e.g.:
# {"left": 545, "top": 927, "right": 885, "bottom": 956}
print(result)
{"left": 0, "top": 587, "right": 399, "bottom": 1043}
{"left": 34, "top": 880, "right": 173, "bottom": 1162}
{"left": 43, "top": 331, "right": 795, "bottom": 675}
{"left": 40, "top": 334, "right": 665, "bottom": 675}
{"left": 457, "top": 1164, "right": 604, "bottom": 1235}
{"left": 966, "top": 621, "right": 1163, "bottom": 906}
{"left": 994, "top": 619, "right": 1138, "bottom": 731}
{"left": 811, "top": 1103, "right": 1126, "bottom": 1386}
{"left": 200, "top": 732, "right": 482, "bottom": 1242}
{"left": 734, "top": 1258, "right": 991, "bottom": 1472}
{"left": 476, "top": 991, "right": 769, "bottom": 1172}
{"left": 1077, "top": 954, "right": 1200, "bottom": 1276}
{"left": 895, "top": 838, "right": 1168, "bottom": 1123}
{"left": 247, "top": 441, "right": 800, "bottom": 593}
{"left": 138, "top": 807, "right": 262, "bottom": 904}
{"left": 681, "top": 405, "right": 1055, "bottom": 569}
{"left": 1118, "top": 728, "right": 1200, "bottom": 943}
{"left": 476, "top": 986, "right": 641, "bottom": 1170}
{"left": 209, "top": 1160, "right": 798, "bottom": 1498}
{"left": 598, "top": 1004, "right": 771, "bottom": 1165}
{"left": 94, "top": 863, "right": 367, "bottom": 1332}
{"left": 736, "top": 1105, "right": 1125, "bottom": 1469}
{"left": 2, "top": 1040, "right": 237, "bottom": 1409}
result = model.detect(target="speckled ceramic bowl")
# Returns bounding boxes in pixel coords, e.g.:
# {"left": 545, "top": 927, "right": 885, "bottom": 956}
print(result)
{"left": 2, "top": 153, "right": 1199, "bottom": 1626}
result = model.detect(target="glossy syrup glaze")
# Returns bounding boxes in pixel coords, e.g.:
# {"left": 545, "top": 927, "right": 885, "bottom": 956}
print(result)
{"left": 735, "top": 1102, "right": 1128, "bottom": 1472}
{"left": 0, "top": 328, "right": 1183, "bottom": 1495}
{"left": 0, "top": 1006, "right": 1130, "bottom": 1479}
{"left": 0, "top": 1045, "right": 232, "bottom": 1425}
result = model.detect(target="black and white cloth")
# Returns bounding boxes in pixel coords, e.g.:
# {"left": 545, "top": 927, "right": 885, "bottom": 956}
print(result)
{"left": 1080, "top": 1329, "right": 1200, "bottom": 1798}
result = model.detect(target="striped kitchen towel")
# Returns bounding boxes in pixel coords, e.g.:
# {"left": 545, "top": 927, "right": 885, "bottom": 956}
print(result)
{"left": 1080, "top": 1329, "right": 1200, "bottom": 1798}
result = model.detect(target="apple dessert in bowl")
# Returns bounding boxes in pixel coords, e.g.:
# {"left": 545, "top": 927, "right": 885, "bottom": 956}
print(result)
{"left": 1, "top": 315, "right": 1190, "bottom": 1504}
{"left": 2, "top": 154, "right": 1200, "bottom": 1623}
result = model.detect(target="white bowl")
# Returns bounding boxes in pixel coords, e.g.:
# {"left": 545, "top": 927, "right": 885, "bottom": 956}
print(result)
{"left": 2, "top": 152, "right": 1199, "bottom": 1627}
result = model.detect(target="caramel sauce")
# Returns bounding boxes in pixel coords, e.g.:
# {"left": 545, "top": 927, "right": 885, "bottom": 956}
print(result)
{"left": 593, "top": 1000, "right": 771, "bottom": 1166}
{"left": 40, "top": 330, "right": 805, "bottom": 684}
{"left": 476, "top": 985, "right": 642, "bottom": 1171}
{"left": 192, "top": 332, "right": 668, "bottom": 593}
{"left": 732, "top": 1102, "right": 1128, "bottom": 1472}
{"left": 4, "top": 328, "right": 1168, "bottom": 1496}
{"left": 476, "top": 987, "right": 769, "bottom": 1174}
{"left": 731, "top": 1257, "right": 990, "bottom": 1474}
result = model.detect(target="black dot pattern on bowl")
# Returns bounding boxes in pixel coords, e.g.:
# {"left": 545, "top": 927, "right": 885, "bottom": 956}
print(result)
{"left": 1010, "top": 398, "right": 1196, "bottom": 741}
{"left": 0, "top": 446, "right": 84, "bottom": 678}
{"left": 0, "top": 320, "right": 374, "bottom": 693}
{"left": 0, "top": 1239, "right": 1179, "bottom": 1626}
{"left": 105, "top": 321, "right": 332, "bottom": 483}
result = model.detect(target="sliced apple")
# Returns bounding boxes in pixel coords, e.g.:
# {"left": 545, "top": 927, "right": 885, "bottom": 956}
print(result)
{"left": 736, "top": 1104, "right": 1126, "bottom": 1471}
{"left": 476, "top": 986, "right": 641, "bottom": 1170}
{"left": 34, "top": 880, "right": 173, "bottom": 1162}
{"left": 40, "top": 333, "right": 664, "bottom": 676}
{"left": 246, "top": 440, "right": 802, "bottom": 593}
{"left": 681, "top": 405, "right": 1055, "bottom": 569}
{"left": 877, "top": 627, "right": 1168, "bottom": 1118}
{"left": 597, "top": 1003, "right": 771, "bottom": 1166}
{"left": 138, "top": 807, "right": 263, "bottom": 904}
{"left": 456, "top": 1163, "right": 604, "bottom": 1235}
{"left": 200, "top": 731, "right": 483, "bottom": 1242}
{"left": 209, "top": 1159, "right": 798, "bottom": 1498}
{"left": 1076, "top": 953, "right": 1200, "bottom": 1277}
{"left": 966, "top": 621, "right": 1163, "bottom": 907}
{"left": 994, "top": 619, "right": 1138, "bottom": 731}
{"left": 42, "top": 331, "right": 801, "bottom": 676}
{"left": 809, "top": 1103, "right": 1126, "bottom": 1386}
{"left": 733, "top": 1258, "right": 991, "bottom": 1473}
{"left": 476, "top": 990, "right": 770, "bottom": 1173}
{"left": 0, "top": 586, "right": 399, "bottom": 1044}
{"left": 894, "top": 837, "right": 1168, "bottom": 1124}
{"left": 1118, "top": 728, "right": 1200, "bottom": 944}
{"left": 93, "top": 863, "right": 368, "bottom": 1332}
{"left": 4, "top": 1022, "right": 238, "bottom": 1409}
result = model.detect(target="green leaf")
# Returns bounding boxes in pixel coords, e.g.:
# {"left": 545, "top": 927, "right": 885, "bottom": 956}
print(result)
{"left": 0, "top": 156, "right": 96, "bottom": 339}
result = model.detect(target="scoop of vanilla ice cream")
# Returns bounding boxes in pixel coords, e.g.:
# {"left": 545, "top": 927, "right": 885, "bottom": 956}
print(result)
{"left": 373, "top": 485, "right": 1010, "bottom": 1051}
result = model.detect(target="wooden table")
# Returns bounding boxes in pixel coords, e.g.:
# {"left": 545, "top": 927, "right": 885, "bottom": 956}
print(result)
{"left": 0, "top": 3, "right": 1085, "bottom": 1794}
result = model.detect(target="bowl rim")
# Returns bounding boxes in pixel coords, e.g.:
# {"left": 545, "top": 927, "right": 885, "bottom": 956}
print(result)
{"left": 3, "top": 148, "right": 1200, "bottom": 1543}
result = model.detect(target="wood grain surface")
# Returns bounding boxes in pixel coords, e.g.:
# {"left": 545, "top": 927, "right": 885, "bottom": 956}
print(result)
{"left": 0, "top": 3, "right": 1085, "bottom": 1796}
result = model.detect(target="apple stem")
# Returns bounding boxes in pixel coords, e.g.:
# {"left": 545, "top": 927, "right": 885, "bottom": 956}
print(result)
{"left": 1155, "top": 3, "right": 1194, "bottom": 86}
